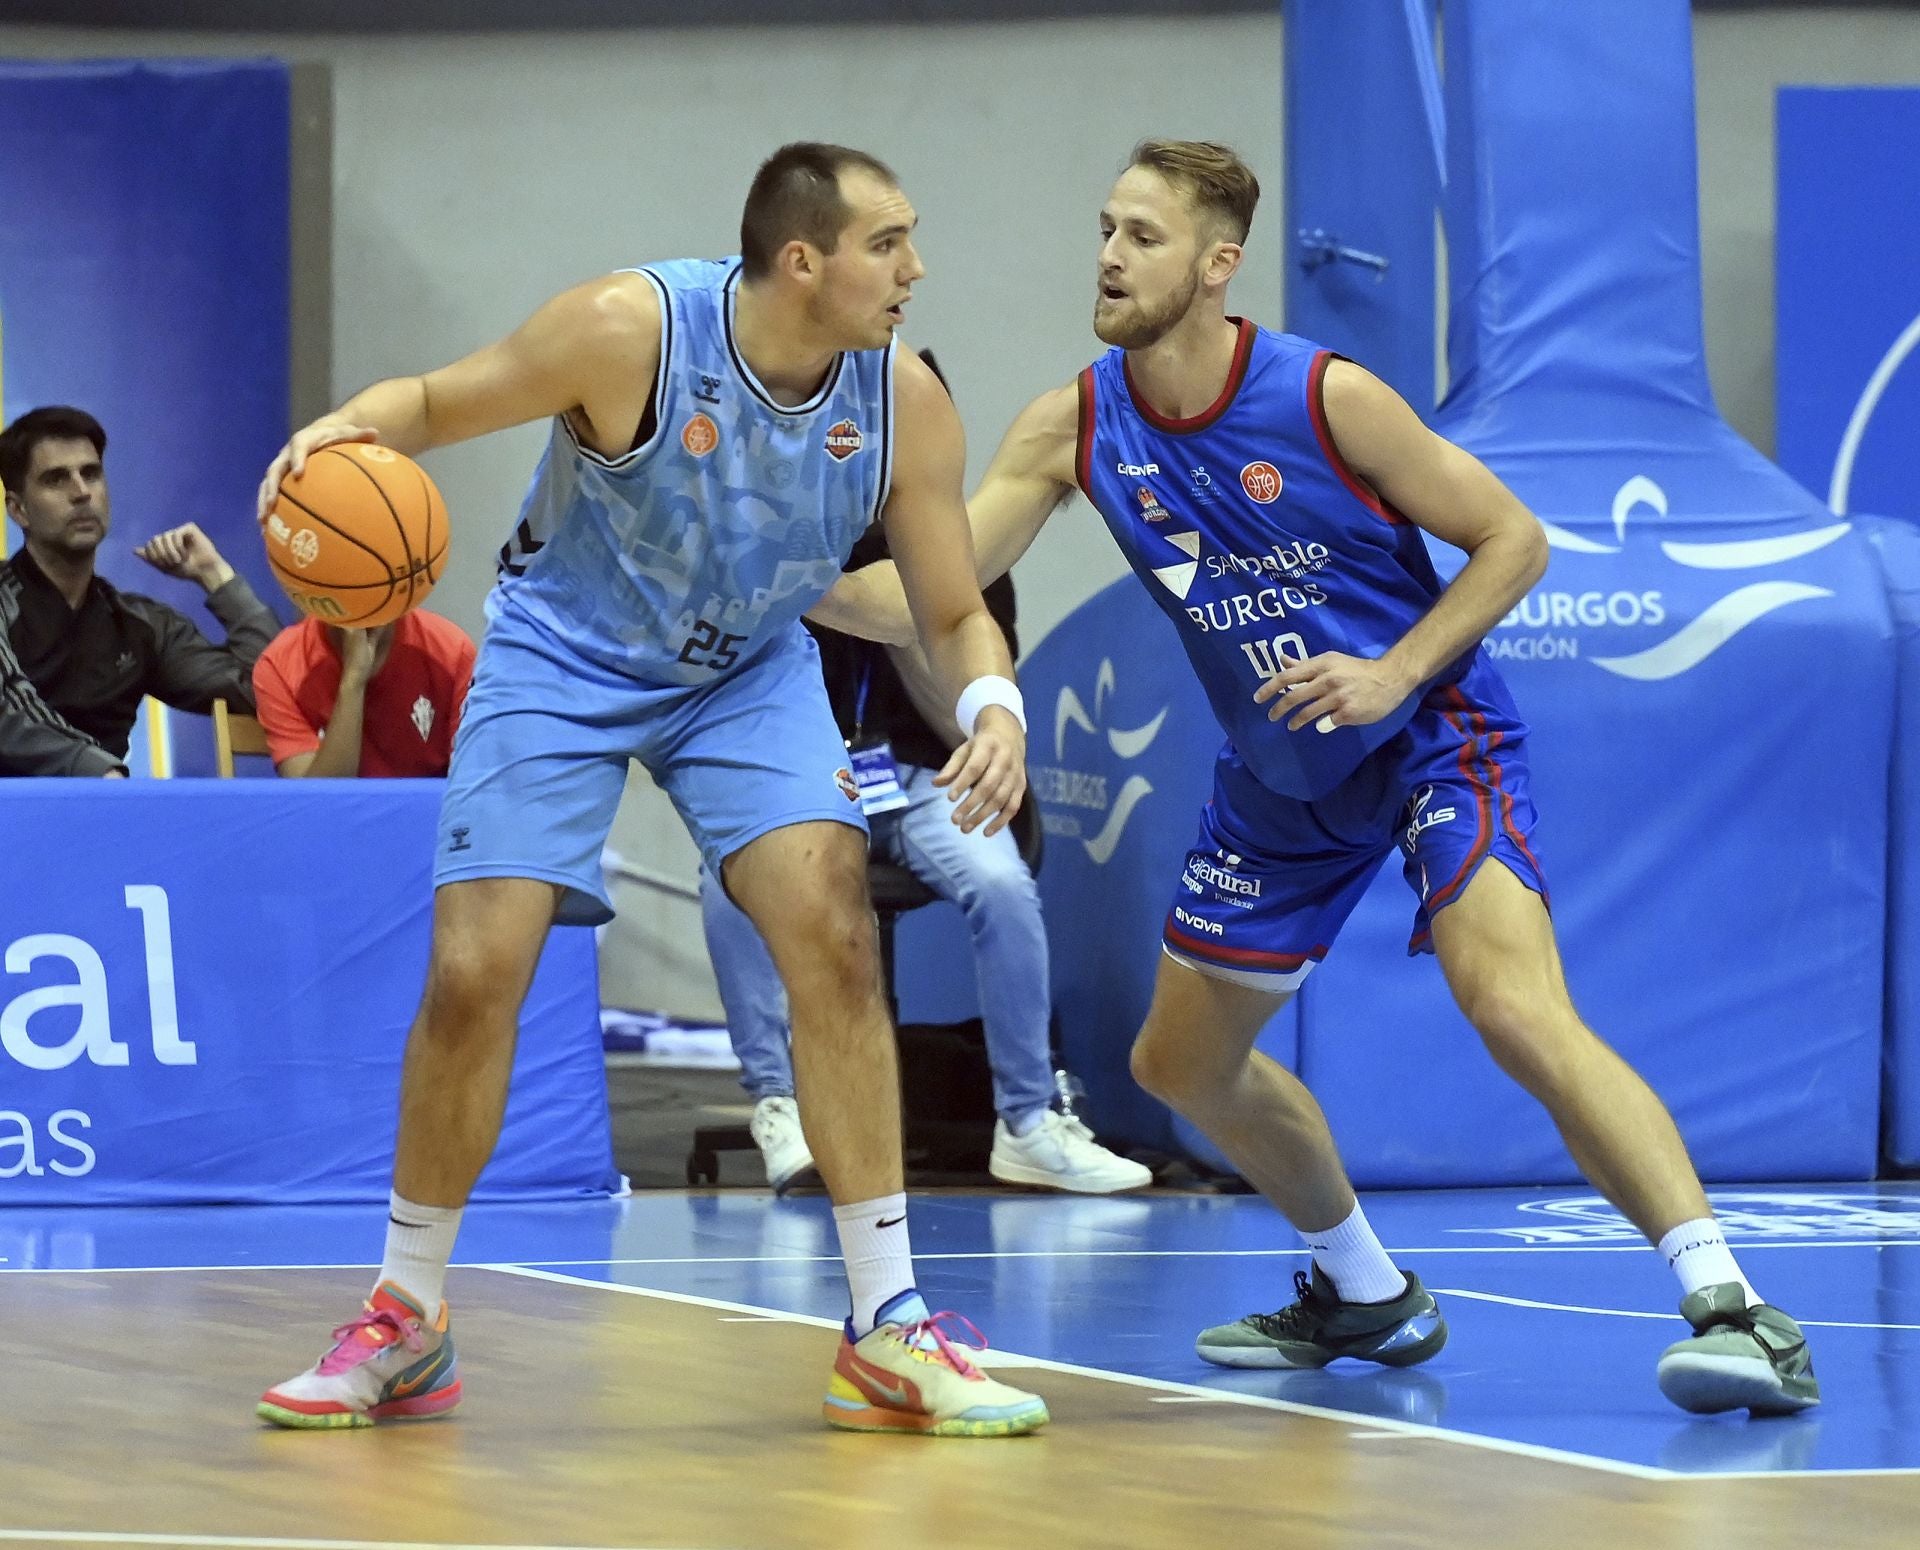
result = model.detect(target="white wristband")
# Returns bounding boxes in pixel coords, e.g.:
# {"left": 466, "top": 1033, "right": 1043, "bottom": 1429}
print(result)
{"left": 956, "top": 674, "right": 1027, "bottom": 735}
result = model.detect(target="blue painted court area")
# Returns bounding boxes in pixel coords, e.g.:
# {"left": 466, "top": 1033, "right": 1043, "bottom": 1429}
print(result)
{"left": 4, "top": 1184, "right": 1916, "bottom": 1478}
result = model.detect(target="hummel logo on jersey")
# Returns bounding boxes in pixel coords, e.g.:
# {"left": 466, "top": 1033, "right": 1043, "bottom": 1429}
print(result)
{"left": 1117, "top": 460, "right": 1160, "bottom": 476}
{"left": 825, "top": 420, "right": 864, "bottom": 461}
{"left": 693, "top": 372, "right": 722, "bottom": 404}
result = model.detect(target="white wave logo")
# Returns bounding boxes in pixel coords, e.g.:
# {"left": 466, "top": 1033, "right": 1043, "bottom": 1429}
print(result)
{"left": 1049, "top": 658, "right": 1168, "bottom": 865}
{"left": 1828, "top": 308, "right": 1920, "bottom": 517}
{"left": 1534, "top": 476, "right": 1849, "bottom": 680}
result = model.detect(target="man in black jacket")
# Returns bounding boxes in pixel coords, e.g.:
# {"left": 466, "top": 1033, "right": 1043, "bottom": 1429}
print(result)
{"left": 1, "top": 405, "right": 280, "bottom": 776}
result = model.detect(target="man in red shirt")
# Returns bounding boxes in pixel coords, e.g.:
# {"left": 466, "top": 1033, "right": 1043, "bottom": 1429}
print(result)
{"left": 252, "top": 609, "right": 475, "bottom": 777}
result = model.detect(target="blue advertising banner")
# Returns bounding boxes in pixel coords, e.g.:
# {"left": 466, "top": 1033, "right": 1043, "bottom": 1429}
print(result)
{"left": 1776, "top": 87, "right": 1920, "bottom": 525}
{"left": 0, "top": 60, "right": 294, "bottom": 772}
{"left": 995, "top": 0, "right": 1891, "bottom": 1184}
{"left": 0, "top": 783, "right": 619, "bottom": 1204}
{"left": 1016, "top": 578, "right": 1298, "bottom": 1161}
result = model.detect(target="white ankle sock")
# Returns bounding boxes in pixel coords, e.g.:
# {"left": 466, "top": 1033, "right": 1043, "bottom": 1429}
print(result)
{"left": 378, "top": 1192, "right": 462, "bottom": 1314}
{"left": 833, "top": 1193, "right": 915, "bottom": 1335}
{"left": 1658, "top": 1219, "right": 1760, "bottom": 1305}
{"left": 1303, "top": 1203, "right": 1407, "bottom": 1304}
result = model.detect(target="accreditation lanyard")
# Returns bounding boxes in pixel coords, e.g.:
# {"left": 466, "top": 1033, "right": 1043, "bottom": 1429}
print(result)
{"left": 846, "top": 662, "right": 909, "bottom": 815}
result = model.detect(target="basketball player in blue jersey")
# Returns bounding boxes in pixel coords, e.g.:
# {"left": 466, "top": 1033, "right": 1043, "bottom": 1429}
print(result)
{"left": 819, "top": 141, "right": 1817, "bottom": 1417}
{"left": 250, "top": 144, "right": 1048, "bottom": 1437}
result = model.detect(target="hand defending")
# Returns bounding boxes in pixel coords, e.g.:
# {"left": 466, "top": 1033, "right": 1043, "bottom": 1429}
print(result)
{"left": 932, "top": 705, "right": 1027, "bottom": 836}
{"left": 1253, "top": 650, "right": 1414, "bottom": 734}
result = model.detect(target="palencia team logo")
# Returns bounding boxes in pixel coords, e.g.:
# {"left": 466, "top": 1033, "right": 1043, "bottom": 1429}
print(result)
{"left": 1525, "top": 475, "right": 1851, "bottom": 680}
{"left": 824, "top": 419, "right": 864, "bottom": 462}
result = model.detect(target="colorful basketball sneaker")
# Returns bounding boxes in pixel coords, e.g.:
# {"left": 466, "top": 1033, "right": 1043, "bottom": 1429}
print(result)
{"left": 823, "top": 1291, "right": 1049, "bottom": 1437}
{"left": 257, "top": 1281, "right": 462, "bottom": 1429}
{"left": 1656, "top": 1284, "right": 1820, "bottom": 1415}
{"left": 1196, "top": 1267, "right": 1447, "bottom": 1369}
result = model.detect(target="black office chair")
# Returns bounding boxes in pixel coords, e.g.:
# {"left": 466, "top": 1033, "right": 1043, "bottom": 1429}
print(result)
{"left": 685, "top": 800, "right": 1044, "bottom": 1186}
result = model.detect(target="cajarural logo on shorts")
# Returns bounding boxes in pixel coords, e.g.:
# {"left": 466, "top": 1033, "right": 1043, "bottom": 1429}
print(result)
{"left": 1495, "top": 475, "right": 1851, "bottom": 678}
{"left": 1030, "top": 659, "right": 1167, "bottom": 865}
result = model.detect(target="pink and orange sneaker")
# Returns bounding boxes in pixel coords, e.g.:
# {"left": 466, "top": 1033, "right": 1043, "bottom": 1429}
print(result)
{"left": 823, "top": 1291, "right": 1048, "bottom": 1437}
{"left": 257, "top": 1280, "right": 462, "bottom": 1430}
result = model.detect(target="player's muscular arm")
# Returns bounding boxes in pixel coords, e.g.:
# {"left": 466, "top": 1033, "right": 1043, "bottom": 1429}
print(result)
{"left": 881, "top": 350, "right": 1025, "bottom": 834}
{"left": 806, "top": 382, "right": 1078, "bottom": 645}
{"left": 1256, "top": 360, "right": 1548, "bottom": 732}
{"left": 257, "top": 275, "right": 661, "bottom": 518}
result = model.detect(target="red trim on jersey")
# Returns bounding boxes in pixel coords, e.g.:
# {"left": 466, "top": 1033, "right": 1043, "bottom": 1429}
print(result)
{"left": 1075, "top": 367, "right": 1097, "bottom": 498}
{"left": 1164, "top": 919, "right": 1326, "bottom": 972}
{"left": 1122, "top": 317, "right": 1257, "bottom": 434}
{"left": 1308, "top": 350, "right": 1410, "bottom": 527}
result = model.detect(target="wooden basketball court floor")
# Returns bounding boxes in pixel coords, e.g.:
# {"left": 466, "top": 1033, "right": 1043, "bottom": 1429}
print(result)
{"left": 2, "top": 1184, "right": 1916, "bottom": 1549}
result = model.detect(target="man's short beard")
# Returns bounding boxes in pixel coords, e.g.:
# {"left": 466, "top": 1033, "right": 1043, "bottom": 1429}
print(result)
{"left": 1094, "top": 267, "right": 1201, "bottom": 350}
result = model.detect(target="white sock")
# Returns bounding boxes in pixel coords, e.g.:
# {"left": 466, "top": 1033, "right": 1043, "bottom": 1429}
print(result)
{"left": 1302, "top": 1203, "right": 1407, "bottom": 1304}
{"left": 378, "top": 1191, "right": 463, "bottom": 1314}
{"left": 833, "top": 1193, "right": 915, "bottom": 1336}
{"left": 1659, "top": 1219, "right": 1760, "bottom": 1306}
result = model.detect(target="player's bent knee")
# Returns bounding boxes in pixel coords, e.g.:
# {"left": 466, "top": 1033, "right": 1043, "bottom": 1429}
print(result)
{"left": 780, "top": 904, "right": 884, "bottom": 1007}
{"left": 1130, "top": 1024, "right": 1202, "bottom": 1109}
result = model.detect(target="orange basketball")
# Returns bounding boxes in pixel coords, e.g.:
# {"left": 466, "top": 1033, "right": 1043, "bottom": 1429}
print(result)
{"left": 263, "top": 442, "right": 448, "bottom": 628}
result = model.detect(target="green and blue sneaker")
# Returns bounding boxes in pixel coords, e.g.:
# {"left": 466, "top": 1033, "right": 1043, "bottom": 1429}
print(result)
{"left": 1196, "top": 1266, "right": 1447, "bottom": 1370}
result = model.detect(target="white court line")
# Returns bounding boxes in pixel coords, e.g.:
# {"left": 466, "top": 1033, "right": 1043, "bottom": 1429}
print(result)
{"left": 6, "top": 1239, "right": 1920, "bottom": 1275}
{"left": 479, "top": 1262, "right": 1672, "bottom": 1481}
{"left": 1431, "top": 1287, "right": 1920, "bottom": 1332}
{"left": 0, "top": 1537, "right": 686, "bottom": 1550}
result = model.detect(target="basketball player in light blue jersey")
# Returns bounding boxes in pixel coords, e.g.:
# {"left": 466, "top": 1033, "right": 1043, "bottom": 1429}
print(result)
{"left": 252, "top": 144, "right": 1048, "bottom": 1438}
{"left": 817, "top": 141, "right": 1817, "bottom": 1417}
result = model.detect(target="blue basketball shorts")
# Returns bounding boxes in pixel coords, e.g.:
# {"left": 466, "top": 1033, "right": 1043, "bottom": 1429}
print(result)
{"left": 1162, "top": 678, "right": 1550, "bottom": 992}
{"left": 436, "top": 611, "right": 867, "bottom": 926}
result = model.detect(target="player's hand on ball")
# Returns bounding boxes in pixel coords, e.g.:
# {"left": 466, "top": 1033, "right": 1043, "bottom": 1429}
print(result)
{"left": 1255, "top": 651, "right": 1413, "bottom": 734}
{"left": 934, "top": 707, "right": 1027, "bottom": 836}
{"left": 257, "top": 418, "right": 382, "bottom": 524}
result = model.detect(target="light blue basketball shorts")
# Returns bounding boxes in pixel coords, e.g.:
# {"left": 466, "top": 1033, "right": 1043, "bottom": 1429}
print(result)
{"left": 436, "top": 611, "right": 868, "bottom": 925}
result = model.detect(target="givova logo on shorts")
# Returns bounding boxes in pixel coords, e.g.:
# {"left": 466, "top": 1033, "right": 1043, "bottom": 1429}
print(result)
{"left": 1493, "top": 475, "right": 1852, "bottom": 679}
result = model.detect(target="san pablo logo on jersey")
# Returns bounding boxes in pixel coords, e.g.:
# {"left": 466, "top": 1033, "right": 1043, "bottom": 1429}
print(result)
{"left": 1497, "top": 475, "right": 1851, "bottom": 678}
{"left": 824, "top": 419, "right": 864, "bottom": 462}
{"left": 682, "top": 413, "right": 719, "bottom": 458}
{"left": 1030, "top": 658, "right": 1169, "bottom": 866}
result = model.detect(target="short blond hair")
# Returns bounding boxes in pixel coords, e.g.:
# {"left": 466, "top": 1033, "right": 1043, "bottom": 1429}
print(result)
{"left": 1128, "top": 139, "right": 1260, "bottom": 244}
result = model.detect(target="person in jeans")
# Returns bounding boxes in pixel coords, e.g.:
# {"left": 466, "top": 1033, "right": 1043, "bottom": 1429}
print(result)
{"left": 702, "top": 504, "right": 1149, "bottom": 1197}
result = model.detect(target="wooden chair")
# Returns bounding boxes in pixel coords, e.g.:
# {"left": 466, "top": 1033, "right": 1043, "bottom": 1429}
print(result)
{"left": 211, "top": 698, "right": 273, "bottom": 777}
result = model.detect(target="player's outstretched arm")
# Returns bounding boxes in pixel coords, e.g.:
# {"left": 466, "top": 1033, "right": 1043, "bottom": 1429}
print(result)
{"left": 255, "top": 274, "right": 662, "bottom": 521}
{"left": 806, "top": 381, "right": 1079, "bottom": 645}
{"left": 882, "top": 350, "right": 1025, "bottom": 835}
{"left": 1255, "top": 359, "right": 1548, "bottom": 733}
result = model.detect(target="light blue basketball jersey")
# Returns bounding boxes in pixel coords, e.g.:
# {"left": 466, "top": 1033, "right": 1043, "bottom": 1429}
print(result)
{"left": 489, "top": 257, "right": 897, "bottom": 684}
